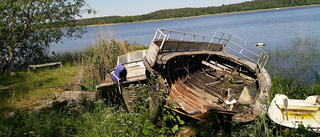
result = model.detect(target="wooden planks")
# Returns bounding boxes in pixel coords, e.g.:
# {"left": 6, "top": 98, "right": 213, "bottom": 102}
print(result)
{"left": 146, "top": 42, "right": 160, "bottom": 67}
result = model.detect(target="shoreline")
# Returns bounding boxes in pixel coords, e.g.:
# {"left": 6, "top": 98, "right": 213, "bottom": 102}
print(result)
{"left": 84, "top": 4, "right": 320, "bottom": 27}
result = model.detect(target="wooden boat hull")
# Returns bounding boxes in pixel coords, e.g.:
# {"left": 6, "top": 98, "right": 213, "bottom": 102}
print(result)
{"left": 144, "top": 29, "right": 271, "bottom": 123}
{"left": 145, "top": 50, "right": 270, "bottom": 122}
{"left": 268, "top": 94, "right": 320, "bottom": 133}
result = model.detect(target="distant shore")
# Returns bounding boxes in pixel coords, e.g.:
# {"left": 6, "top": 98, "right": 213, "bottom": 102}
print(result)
{"left": 85, "top": 4, "right": 320, "bottom": 27}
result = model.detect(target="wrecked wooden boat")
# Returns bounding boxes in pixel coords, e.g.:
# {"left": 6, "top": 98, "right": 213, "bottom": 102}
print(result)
{"left": 143, "top": 28, "right": 271, "bottom": 122}
{"left": 268, "top": 94, "right": 320, "bottom": 133}
{"left": 97, "top": 50, "right": 147, "bottom": 112}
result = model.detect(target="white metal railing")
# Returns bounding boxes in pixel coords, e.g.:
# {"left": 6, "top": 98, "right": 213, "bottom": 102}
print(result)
{"left": 210, "top": 32, "right": 269, "bottom": 69}
{"left": 152, "top": 29, "right": 269, "bottom": 70}
{"left": 153, "top": 28, "right": 205, "bottom": 49}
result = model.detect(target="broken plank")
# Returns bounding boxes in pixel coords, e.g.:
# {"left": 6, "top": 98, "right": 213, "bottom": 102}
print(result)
{"left": 171, "top": 86, "right": 208, "bottom": 113}
{"left": 177, "top": 79, "right": 220, "bottom": 103}
{"left": 209, "top": 60, "right": 233, "bottom": 71}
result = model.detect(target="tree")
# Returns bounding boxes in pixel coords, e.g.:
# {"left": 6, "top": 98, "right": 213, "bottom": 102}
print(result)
{"left": 0, "top": 0, "right": 93, "bottom": 74}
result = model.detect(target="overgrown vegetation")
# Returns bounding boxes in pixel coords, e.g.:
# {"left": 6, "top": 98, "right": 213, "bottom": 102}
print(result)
{"left": 267, "top": 36, "right": 320, "bottom": 99}
{"left": 76, "top": 0, "right": 320, "bottom": 26}
{"left": 76, "top": 29, "right": 148, "bottom": 91}
{"left": 1, "top": 36, "right": 320, "bottom": 136}
{"left": 0, "top": 100, "right": 160, "bottom": 137}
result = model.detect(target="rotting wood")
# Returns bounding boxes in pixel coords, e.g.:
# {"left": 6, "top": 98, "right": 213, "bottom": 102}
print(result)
{"left": 209, "top": 60, "right": 233, "bottom": 71}
{"left": 202, "top": 60, "right": 224, "bottom": 71}
{"left": 174, "top": 83, "right": 211, "bottom": 111}
{"left": 177, "top": 78, "right": 220, "bottom": 103}
{"left": 171, "top": 85, "right": 208, "bottom": 113}
{"left": 169, "top": 89, "right": 201, "bottom": 114}
{"left": 146, "top": 42, "right": 160, "bottom": 67}
{"left": 185, "top": 74, "right": 223, "bottom": 98}
{"left": 146, "top": 34, "right": 269, "bottom": 122}
{"left": 185, "top": 77, "right": 223, "bottom": 101}
{"left": 202, "top": 61, "right": 256, "bottom": 83}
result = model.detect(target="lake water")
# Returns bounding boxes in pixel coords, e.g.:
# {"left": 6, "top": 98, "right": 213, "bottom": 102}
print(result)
{"left": 50, "top": 6, "right": 320, "bottom": 52}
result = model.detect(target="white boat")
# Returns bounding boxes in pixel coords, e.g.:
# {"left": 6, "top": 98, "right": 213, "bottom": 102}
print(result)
{"left": 268, "top": 94, "right": 320, "bottom": 133}
{"left": 97, "top": 50, "right": 148, "bottom": 112}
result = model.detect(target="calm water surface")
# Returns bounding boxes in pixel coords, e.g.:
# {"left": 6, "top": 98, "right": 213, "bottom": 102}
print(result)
{"left": 50, "top": 6, "right": 320, "bottom": 52}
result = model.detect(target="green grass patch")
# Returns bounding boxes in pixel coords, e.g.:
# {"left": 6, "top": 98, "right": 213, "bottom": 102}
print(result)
{"left": 0, "top": 64, "right": 77, "bottom": 118}
{"left": 0, "top": 100, "right": 159, "bottom": 137}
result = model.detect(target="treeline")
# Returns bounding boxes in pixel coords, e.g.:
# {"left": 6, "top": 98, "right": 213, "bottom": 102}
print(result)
{"left": 76, "top": 0, "right": 320, "bottom": 26}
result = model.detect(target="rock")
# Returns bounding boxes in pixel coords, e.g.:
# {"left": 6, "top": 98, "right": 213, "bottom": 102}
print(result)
{"left": 34, "top": 106, "right": 49, "bottom": 114}
{"left": 56, "top": 91, "right": 102, "bottom": 102}
{"left": 40, "top": 99, "right": 54, "bottom": 107}
{"left": 31, "top": 91, "right": 102, "bottom": 114}
{"left": 8, "top": 112, "right": 15, "bottom": 118}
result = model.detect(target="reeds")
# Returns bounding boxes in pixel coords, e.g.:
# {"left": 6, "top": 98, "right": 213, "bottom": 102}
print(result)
{"left": 74, "top": 27, "right": 147, "bottom": 91}
{"left": 267, "top": 36, "right": 320, "bottom": 85}
{"left": 267, "top": 36, "right": 320, "bottom": 99}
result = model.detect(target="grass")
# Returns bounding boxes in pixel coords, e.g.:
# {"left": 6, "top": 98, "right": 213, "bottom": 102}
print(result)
{"left": 267, "top": 36, "right": 320, "bottom": 99}
{"left": 0, "top": 64, "right": 77, "bottom": 119}
{"left": 0, "top": 73, "right": 160, "bottom": 137}
{"left": 75, "top": 28, "right": 148, "bottom": 91}
{"left": 0, "top": 35, "right": 319, "bottom": 136}
{"left": 0, "top": 100, "right": 159, "bottom": 137}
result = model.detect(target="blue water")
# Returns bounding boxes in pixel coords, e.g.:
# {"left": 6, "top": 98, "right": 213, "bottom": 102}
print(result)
{"left": 50, "top": 6, "right": 320, "bottom": 52}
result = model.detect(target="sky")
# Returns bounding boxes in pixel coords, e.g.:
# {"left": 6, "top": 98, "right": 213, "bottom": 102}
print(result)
{"left": 82, "top": 0, "right": 252, "bottom": 18}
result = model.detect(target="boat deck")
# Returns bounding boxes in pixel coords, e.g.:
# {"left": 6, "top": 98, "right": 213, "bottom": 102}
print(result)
{"left": 168, "top": 59, "right": 261, "bottom": 122}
